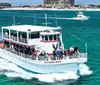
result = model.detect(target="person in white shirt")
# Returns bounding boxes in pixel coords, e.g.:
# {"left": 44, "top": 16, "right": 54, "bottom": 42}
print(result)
{"left": 70, "top": 45, "right": 74, "bottom": 53}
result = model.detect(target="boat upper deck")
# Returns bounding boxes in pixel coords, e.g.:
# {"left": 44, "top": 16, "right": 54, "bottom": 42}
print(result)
{"left": 2, "top": 25, "right": 61, "bottom": 32}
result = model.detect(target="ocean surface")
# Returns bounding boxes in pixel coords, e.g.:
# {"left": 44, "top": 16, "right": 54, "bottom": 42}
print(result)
{"left": 0, "top": 10, "right": 99, "bottom": 85}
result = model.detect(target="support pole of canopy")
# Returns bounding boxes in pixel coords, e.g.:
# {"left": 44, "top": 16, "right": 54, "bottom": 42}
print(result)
{"left": 2, "top": 28, "right": 3, "bottom": 39}
{"left": 55, "top": 12, "right": 57, "bottom": 27}
{"left": 17, "top": 31, "right": 18, "bottom": 42}
{"left": 45, "top": 13, "right": 47, "bottom": 27}
{"left": 9, "top": 29, "right": 10, "bottom": 39}
{"left": 84, "top": 43, "right": 88, "bottom": 58}
{"left": 13, "top": 15, "right": 15, "bottom": 25}
{"left": 85, "top": 43, "right": 88, "bottom": 54}
{"left": 34, "top": 14, "right": 36, "bottom": 25}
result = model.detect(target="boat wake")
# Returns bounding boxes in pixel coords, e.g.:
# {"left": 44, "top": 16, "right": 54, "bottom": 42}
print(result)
{"left": 56, "top": 17, "right": 89, "bottom": 21}
{"left": 38, "top": 17, "right": 89, "bottom": 20}
{"left": 0, "top": 58, "right": 92, "bottom": 83}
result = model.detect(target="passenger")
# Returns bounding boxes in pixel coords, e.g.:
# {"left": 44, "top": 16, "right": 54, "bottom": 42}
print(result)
{"left": 53, "top": 50, "right": 56, "bottom": 56}
{"left": 70, "top": 45, "right": 74, "bottom": 53}
{"left": 32, "top": 52, "right": 36, "bottom": 60}
{"left": 60, "top": 50, "right": 64, "bottom": 59}
{"left": 11, "top": 44, "right": 14, "bottom": 49}
{"left": 40, "top": 50, "right": 47, "bottom": 60}
{"left": 5, "top": 32, "right": 9, "bottom": 38}
{"left": 20, "top": 46, "right": 23, "bottom": 56}
{"left": 34, "top": 50, "right": 38, "bottom": 56}
{"left": 25, "top": 47, "right": 29, "bottom": 58}
{"left": 74, "top": 47, "right": 79, "bottom": 52}
{"left": 66, "top": 50, "right": 70, "bottom": 55}
{"left": 0, "top": 43, "right": 5, "bottom": 49}
{"left": 39, "top": 51, "right": 43, "bottom": 60}
{"left": 22, "top": 46, "right": 25, "bottom": 57}
{"left": 15, "top": 45, "right": 17, "bottom": 54}
{"left": 17, "top": 45, "right": 20, "bottom": 55}
{"left": 29, "top": 48, "right": 32, "bottom": 56}
{"left": 56, "top": 50, "right": 60, "bottom": 60}
{"left": 53, "top": 50, "right": 56, "bottom": 60}
{"left": 19, "top": 35, "right": 23, "bottom": 42}
{"left": 74, "top": 47, "right": 80, "bottom": 58}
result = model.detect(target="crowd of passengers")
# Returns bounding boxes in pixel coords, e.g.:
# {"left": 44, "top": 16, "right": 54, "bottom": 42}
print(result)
{"left": 52, "top": 46, "right": 80, "bottom": 60}
{"left": 1, "top": 41, "right": 34, "bottom": 58}
{"left": 0, "top": 40, "right": 80, "bottom": 60}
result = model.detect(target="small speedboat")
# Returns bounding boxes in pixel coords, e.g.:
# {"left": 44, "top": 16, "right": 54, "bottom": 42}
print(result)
{"left": 71, "top": 12, "right": 89, "bottom": 20}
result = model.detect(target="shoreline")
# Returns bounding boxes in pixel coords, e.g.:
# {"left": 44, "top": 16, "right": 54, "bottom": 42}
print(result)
{"left": 1, "top": 7, "right": 100, "bottom": 11}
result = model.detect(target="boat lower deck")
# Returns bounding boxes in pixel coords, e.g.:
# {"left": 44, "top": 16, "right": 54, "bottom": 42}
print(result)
{"left": 0, "top": 47, "right": 87, "bottom": 74}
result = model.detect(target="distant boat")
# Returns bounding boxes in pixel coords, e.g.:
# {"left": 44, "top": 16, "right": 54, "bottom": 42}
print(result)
{"left": 71, "top": 12, "right": 90, "bottom": 20}
{"left": 53, "top": 12, "right": 90, "bottom": 21}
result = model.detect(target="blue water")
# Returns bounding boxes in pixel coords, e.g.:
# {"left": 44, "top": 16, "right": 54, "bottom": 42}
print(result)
{"left": 0, "top": 10, "right": 100, "bottom": 85}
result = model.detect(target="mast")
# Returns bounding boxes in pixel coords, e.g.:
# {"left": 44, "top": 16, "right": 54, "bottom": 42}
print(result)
{"left": 85, "top": 43, "right": 87, "bottom": 53}
{"left": 34, "top": 14, "right": 36, "bottom": 25}
{"left": 13, "top": 15, "right": 15, "bottom": 25}
{"left": 55, "top": 12, "right": 57, "bottom": 27}
{"left": 45, "top": 13, "right": 47, "bottom": 27}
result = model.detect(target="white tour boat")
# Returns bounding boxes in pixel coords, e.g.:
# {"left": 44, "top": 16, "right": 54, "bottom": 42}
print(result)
{"left": 0, "top": 15, "right": 87, "bottom": 74}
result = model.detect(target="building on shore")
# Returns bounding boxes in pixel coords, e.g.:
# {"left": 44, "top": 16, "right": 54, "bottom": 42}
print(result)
{"left": 44, "top": 0, "right": 74, "bottom": 8}
{"left": 0, "top": 3, "right": 11, "bottom": 8}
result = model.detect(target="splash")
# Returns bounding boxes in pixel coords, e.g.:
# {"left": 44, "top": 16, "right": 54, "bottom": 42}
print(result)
{"left": 55, "top": 17, "right": 89, "bottom": 21}
{"left": 33, "top": 72, "right": 78, "bottom": 82}
{"left": 79, "top": 64, "right": 92, "bottom": 76}
{"left": 0, "top": 58, "right": 92, "bottom": 83}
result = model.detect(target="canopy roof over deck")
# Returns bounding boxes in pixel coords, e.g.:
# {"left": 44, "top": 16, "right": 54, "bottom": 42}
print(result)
{"left": 2, "top": 25, "right": 61, "bottom": 32}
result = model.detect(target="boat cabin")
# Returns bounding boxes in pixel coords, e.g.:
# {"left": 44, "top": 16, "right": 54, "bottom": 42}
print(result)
{"left": 2, "top": 25, "right": 64, "bottom": 54}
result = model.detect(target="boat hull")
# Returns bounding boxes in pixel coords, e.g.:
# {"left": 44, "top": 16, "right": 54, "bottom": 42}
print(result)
{"left": 71, "top": 17, "right": 89, "bottom": 20}
{"left": 0, "top": 48, "right": 82, "bottom": 74}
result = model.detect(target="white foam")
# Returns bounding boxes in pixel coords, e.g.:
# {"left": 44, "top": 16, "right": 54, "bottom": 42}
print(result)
{"left": 56, "top": 17, "right": 89, "bottom": 21}
{"left": 33, "top": 72, "right": 78, "bottom": 83}
{"left": 0, "top": 58, "right": 92, "bottom": 83}
{"left": 79, "top": 64, "right": 93, "bottom": 76}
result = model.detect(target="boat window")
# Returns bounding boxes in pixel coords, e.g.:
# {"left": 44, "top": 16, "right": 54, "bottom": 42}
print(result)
{"left": 3, "top": 29, "right": 9, "bottom": 34}
{"left": 54, "top": 35, "right": 56, "bottom": 40}
{"left": 10, "top": 30, "right": 17, "bottom": 41}
{"left": 3, "top": 29, "right": 9, "bottom": 39}
{"left": 10, "top": 30, "right": 17, "bottom": 36}
{"left": 49, "top": 35, "right": 52, "bottom": 40}
{"left": 45, "top": 35, "right": 48, "bottom": 41}
{"left": 57, "top": 34, "right": 60, "bottom": 40}
{"left": 18, "top": 32, "right": 27, "bottom": 43}
{"left": 42, "top": 35, "right": 44, "bottom": 41}
{"left": 19, "top": 32, "right": 27, "bottom": 39}
{"left": 29, "top": 32, "right": 40, "bottom": 39}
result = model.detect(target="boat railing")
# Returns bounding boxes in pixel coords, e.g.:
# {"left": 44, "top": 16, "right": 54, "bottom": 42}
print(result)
{"left": 19, "top": 37, "right": 27, "bottom": 43}
{"left": 0, "top": 45, "right": 87, "bottom": 61}
{"left": 80, "top": 53, "right": 87, "bottom": 58}
{"left": 13, "top": 36, "right": 17, "bottom": 41}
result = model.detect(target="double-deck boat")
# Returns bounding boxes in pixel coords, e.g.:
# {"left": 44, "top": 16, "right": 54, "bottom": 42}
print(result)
{"left": 0, "top": 15, "right": 87, "bottom": 74}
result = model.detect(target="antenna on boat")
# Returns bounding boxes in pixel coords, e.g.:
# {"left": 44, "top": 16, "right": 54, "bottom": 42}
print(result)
{"left": 45, "top": 13, "right": 47, "bottom": 27}
{"left": 85, "top": 43, "right": 87, "bottom": 53}
{"left": 42, "top": 13, "right": 51, "bottom": 26}
{"left": 34, "top": 14, "right": 36, "bottom": 25}
{"left": 55, "top": 12, "right": 57, "bottom": 27}
{"left": 13, "top": 15, "right": 15, "bottom": 25}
